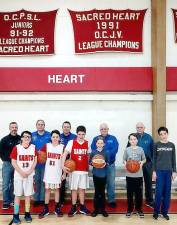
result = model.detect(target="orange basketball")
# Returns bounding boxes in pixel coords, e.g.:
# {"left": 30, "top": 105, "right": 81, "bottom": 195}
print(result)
{"left": 126, "top": 160, "right": 140, "bottom": 173}
{"left": 37, "top": 151, "right": 47, "bottom": 164}
{"left": 64, "top": 159, "right": 76, "bottom": 172}
{"left": 92, "top": 154, "right": 105, "bottom": 168}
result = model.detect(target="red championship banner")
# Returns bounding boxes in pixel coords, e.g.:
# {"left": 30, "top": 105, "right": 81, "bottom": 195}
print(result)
{"left": 0, "top": 9, "right": 57, "bottom": 56}
{"left": 172, "top": 9, "right": 177, "bottom": 43}
{"left": 68, "top": 9, "right": 147, "bottom": 53}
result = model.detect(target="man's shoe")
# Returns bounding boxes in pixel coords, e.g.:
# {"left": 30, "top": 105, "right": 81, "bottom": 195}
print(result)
{"left": 153, "top": 213, "right": 158, "bottom": 220}
{"left": 2, "top": 203, "right": 9, "bottom": 209}
{"left": 102, "top": 210, "right": 109, "bottom": 217}
{"left": 91, "top": 210, "right": 98, "bottom": 217}
{"left": 68, "top": 205, "right": 77, "bottom": 217}
{"left": 126, "top": 211, "right": 132, "bottom": 218}
{"left": 162, "top": 214, "right": 170, "bottom": 220}
{"left": 24, "top": 212, "right": 32, "bottom": 223}
{"left": 12, "top": 214, "right": 21, "bottom": 224}
{"left": 145, "top": 201, "right": 154, "bottom": 208}
{"left": 55, "top": 207, "right": 63, "bottom": 217}
{"left": 108, "top": 202, "right": 117, "bottom": 208}
{"left": 79, "top": 205, "right": 91, "bottom": 215}
{"left": 136, "top": 211, "right": 144, "bottom": 218}
{"left": 38, "top": 207, "right": 49, "bottom": 219}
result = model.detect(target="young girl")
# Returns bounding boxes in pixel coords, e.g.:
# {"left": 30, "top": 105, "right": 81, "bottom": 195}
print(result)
{"left": 90, "top": 136, "right": 109, "bottom": 217}
{"left": 123, "top": 133, "right": 146, "bottom": 218}
{"left": 38, "top": 130, "right": 64, "bottom": 218}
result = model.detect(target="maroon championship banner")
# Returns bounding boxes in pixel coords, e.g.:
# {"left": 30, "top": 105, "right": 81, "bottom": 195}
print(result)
{"left": 172, "top": 9, "right": 177, "bottom": 43}
{"left": 0, "top": 67, "right": 152, "bottom": 92}
{"left": 0, "top": 9, "right": 57, "bottom": 55}
{"left": 69, "top": 9, "right": 147, "bottom": 53}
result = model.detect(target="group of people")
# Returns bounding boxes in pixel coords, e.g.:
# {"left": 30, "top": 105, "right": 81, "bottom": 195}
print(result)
{"left": 0, "top": 120, "right": 176, "bottom": 224}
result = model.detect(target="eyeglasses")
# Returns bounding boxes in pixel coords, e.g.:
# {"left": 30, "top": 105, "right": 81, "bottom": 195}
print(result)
{"left": 22, "top": 135, "right": 31, "bottom": 139}
{"left": 137, "top": 127, "right": 143, "bottom": 128}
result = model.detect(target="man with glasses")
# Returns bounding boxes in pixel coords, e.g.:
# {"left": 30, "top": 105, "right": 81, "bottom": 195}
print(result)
{"left": 91, "top": 123, "right": 119, "bottom": 208}
{"left": 32, "top": 119, "right": 50, "bottom": 206}
{"left": 136, "top": 122, "right": 154, "bottom": 208}
{"left": 0, "top": 122, "right": 21, "bottom": 209}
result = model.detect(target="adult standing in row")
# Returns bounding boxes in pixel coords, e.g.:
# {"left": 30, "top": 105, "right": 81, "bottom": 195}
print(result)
{"left": 91, "top": 123, "right": 119, "bottom": 208}
{"left": 32, "top": 119, "right": 51, "bottom": 206}
{"left": 0, "top": 122, "right": 21, "bottom": 209}
{"left": 136, "top": 122, "right": 154, "bottom": 207}
{"left": 60, "top": 121, "right": 76, "bottom": 205}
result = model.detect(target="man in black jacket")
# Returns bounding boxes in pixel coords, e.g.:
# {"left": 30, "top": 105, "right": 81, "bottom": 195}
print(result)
{"left": 0, "top": 122, "right": 21, "bottom": 209}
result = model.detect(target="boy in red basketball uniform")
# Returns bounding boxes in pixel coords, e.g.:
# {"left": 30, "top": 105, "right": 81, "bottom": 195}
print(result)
{"left": 62, "top": 125, "right": 90, "bottom": 217}
{"left": 10, "top": 131, "right": 37, "bottom": 224}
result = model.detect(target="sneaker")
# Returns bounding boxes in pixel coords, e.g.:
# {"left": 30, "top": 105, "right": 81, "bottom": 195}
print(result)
{"left": 136, "top": 211, "right": 144, "bottom": 218}
{"left": 10, "top": 202, "right": 14, "bottom": 207}
{"left": 55, "top": 207, "right": 63, "bottom": 217}
{"left": 38, "top": 207, "right": 49, "bottom": 219}
{"left": 12, "top": 214, "right": 21, "bottom": 224}
{"left": 68, "top": 205, "right": 77, "bottom": 217}
{"left": 91, "top": 210, "right": 98, "bottom": 217}
{"left": 101, "top": 210, "right": 109, "bottom": 217}
{"left": 24, "top": 212, "right": 32, "bottom": 223}
{"left": 2, "top": 203, "right": 9, "bottom": 209}
{"left": 79, "top": 205, "right": 91, "bottom": 215}
{"left": 108, "top": 202, "right": 117, "bottom": 208}
{"left": 145, "top": 201, "right": 154, "bottom": 208}
{"left": 126, "top": 211, "right": 132, "bottom": 218}
{"left": 153, "top": 213, "right": 158, "bottom": 220}
{"left": 162, "top": 214, "right": 170, "bottom": 220}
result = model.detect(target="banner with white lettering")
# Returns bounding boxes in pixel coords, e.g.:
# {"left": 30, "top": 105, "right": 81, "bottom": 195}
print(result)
{"left": 0, "top": 9, "right": 57, "bottom": 55}
{"left": 172, "top": 9, "right": 177, "bottom": 43}
{"left": 69, "top": 9, "right": 147, "bottom": 53}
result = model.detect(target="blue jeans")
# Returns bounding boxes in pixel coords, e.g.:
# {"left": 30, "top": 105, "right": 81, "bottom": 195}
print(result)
{"left": 2, "top": 161, "right": 14, "bottom": 204}
{"left": 154, "top": 170, "right": 172, "bottom": 215}
{"left": 106, "top": 163, "right": 116, "bottom": 203}
{"left": 33, "top": 166, "right": 45, "bottom": 202}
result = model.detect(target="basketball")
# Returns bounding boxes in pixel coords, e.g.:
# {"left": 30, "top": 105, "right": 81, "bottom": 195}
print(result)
{"left": 37, "top": 151, "right": 47, "bottom": 164}
{"left": 126, "top": 160, "right": 140, "bottom": 173}
{"left": 92, "top": 154, "right": 105, "bottom": 168}
{"left": 64, "top": 159, "right": 76, "bottom": 172}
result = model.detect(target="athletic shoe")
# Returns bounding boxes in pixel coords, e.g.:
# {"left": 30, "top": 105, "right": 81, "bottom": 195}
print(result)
{"left": 2, "top": 203, "right": 9, "bottom": 209}
{"left": 145, "top": 201, "right": 154, "bottom": 208}
{"left": 126, "top": 211, "right": 132, "bottom": 218}
{"left": 10, "top": 202, "right": 14, "bottom": 207}
{"left": 12, "top": 214, "right": 21, "bottom": 224}
{"left": 91, "top": 210, "right": 98, "bottom": 217}
{"left": 136, "top": 211, "right": 144, "bottom": 218}
{"left": 24, "top": 212, "right": 32, "bottom": 223}
{"left": 55, "top": 207, "right": 63, "bottom": 217}
{"left": 162, "top": 214, "right": 170, "bottom": 220}
{"left": 38, "top": 207, "right": 49, "bottom": 219}
{"left": 153, "top": 213, "right": 158, "bottom": 220}
{"left": 68, "top": 205, "right": 77, "bottom": 217}
{"left": 79, "top": 205, "right": 91, "bottom": 215}
{"left": 108, "top": 202, "right": 117, "bottom": 208}
{"left": 101, "top": 210, "right": 109, "bottom": 217}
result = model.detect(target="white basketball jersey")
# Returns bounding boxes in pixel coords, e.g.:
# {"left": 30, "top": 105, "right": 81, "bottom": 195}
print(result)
{"left": 43, "top": 143, "right": 64, "bottom": 184}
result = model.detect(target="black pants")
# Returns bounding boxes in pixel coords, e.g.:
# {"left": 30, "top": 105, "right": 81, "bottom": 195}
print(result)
{"left": 59, "top": 179, "right": 66, "bottom": 204}
{"left": 93, "top": 175, "right": 106, "bottom": 212}
{"left": 143, "top": 161, "right": 153, "bottom": 203}
{"left": 126, "top": 176, "right": 143, "bottom": 212}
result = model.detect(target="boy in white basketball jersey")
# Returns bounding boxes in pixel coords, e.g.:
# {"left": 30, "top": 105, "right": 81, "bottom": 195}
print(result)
{"left": 38, "top": 130, "right": 64, "bottom": 218}
{"left": 10, "top": 131, "right": 37, "bottom": 224}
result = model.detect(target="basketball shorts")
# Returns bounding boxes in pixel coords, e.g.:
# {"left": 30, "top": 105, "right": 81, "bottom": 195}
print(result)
{"left": 14, "top": 177, "right": 34, "bottom": 197}
{"left": 69, "top": 172, "right": 89, "bottom": 190}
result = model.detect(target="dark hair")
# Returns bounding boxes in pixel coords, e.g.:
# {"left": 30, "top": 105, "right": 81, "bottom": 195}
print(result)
{"left": 9, "top": 122, "right": 18, "bottom": 127}
{"left": 96, "top": 136, "right": 104, "bottom": 143}
{"left": 62, "top": 121, "right": 71, "bottom": 128}
{"left": 21, "top": 130, "right": 32, "bottom": 138}
{"left": 76, "top": 125, "right": 86, "bottom": 133}
{"left": 51, "top": 130, "right": 60, "bottom": 137}
{"left": 128, "top": 133, "right": 138, "bottom": 140}
{"left": 158, "top": 126, "right": 168, "bottom": 134}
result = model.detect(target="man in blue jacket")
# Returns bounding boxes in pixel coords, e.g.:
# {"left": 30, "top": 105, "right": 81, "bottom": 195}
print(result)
{"left": 136, "top": 122, "right": 154, "bottom": 208}
{"left": 91, "top": 123, "right": 119, "bottom": 208}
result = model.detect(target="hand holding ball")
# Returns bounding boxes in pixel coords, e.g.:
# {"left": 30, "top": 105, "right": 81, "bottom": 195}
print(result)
{"left": 126, "top": 160, "right": 140, "bottom": 173}
{"left": 92, "top": 154, "right": 105, "bottom": 168}
{"left": 64, "top": 159, "right": 76, "bottom": 172}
